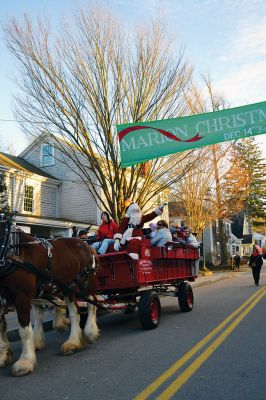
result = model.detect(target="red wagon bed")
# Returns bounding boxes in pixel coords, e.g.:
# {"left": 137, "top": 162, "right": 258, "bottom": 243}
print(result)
{"left": 92, "top": 239, "right": 199, "bottom": 330}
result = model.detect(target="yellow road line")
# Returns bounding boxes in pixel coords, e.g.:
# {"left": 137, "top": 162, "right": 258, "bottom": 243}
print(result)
{"left": 157, "top": 287, "right": 266, "bottom": 399}
{"left": 134, "top": 286, "right": 266, "bottom": 400}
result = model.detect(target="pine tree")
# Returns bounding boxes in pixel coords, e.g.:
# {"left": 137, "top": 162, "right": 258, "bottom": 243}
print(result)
{"left": 234, "top": 138, "right": 266, "bottom": 230}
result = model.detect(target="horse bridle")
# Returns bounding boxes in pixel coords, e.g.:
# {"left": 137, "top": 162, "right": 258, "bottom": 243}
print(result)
{"left": 0, "top": 214, "right": 13, "bottom": 267}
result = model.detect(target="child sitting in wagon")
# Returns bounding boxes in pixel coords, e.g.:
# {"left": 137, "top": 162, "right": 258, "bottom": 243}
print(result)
{"left": 150, "top": 220, "right": 172, "bottom": 247}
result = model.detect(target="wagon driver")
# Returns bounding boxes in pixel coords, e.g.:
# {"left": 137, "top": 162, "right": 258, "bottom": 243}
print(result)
{"left": 113, "top": 200, "right": 166, "bottom": 260}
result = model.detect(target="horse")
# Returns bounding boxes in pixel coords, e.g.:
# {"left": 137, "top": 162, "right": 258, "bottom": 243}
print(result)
{"left": 0, "top": 213, "right": 100, "bottom": 377}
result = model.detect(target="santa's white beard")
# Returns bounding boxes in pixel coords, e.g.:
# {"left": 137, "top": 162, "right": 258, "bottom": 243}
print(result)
{"left": 129, "top": 212, "right": 142, "bottom": 226}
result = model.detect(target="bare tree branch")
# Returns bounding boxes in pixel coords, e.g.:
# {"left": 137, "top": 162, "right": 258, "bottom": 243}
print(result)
{"left": 4, "top": 5, "right": 194, "bottom": 220}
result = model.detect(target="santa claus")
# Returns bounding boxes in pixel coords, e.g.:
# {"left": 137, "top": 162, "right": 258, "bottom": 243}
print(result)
{"left": 113, "top": 201, "right": 167, "bottom": 260}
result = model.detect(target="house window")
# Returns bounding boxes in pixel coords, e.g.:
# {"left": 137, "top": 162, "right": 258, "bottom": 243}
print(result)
{"left": 41, "top": 144, "right": 54, "bottom": 166}
{"left": 216, "top": 242, "right": 221, "bottom": 257}
{"left": 225, "top": 223, "right": 230, "bottom": 236}
{"left": 24, "top": 185, "right": 34, "bottom": 212}
{"left": 236, "top": 245, "right": 240, "bottom": 252}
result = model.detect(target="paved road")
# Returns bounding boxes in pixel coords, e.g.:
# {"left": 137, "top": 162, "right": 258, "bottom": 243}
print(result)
{"left": 2, "top": 268, "right": 266, "bottom": 400}
{"left": 6, "top": 271, "right": 233, "bottom": 338}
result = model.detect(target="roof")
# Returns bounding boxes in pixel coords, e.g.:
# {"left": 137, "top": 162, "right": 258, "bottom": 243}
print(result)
{"left": 231, "top": 212, "right": 245, "bottom": 238}
{"left": 242, "top": 234, "right": 253, "bottom": 244}
{"left": 231, "top": 232, "right": 242, "bottom": 242}
{"left": 0, "top": 152, "right": 58, "bottom": 180}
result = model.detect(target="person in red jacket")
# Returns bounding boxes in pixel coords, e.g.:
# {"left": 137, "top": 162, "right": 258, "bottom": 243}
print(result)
{"left": 92, "top": 211, "right": 118, "bottom": 254}
{"left": 249, "top": 246, "right": 263, "bottom": 286}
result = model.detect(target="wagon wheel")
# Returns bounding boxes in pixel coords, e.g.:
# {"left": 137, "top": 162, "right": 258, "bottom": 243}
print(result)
{"left": 177, "top": 282, "right": 194, "bottom": 312}
{"left": 138, "top": 291, "right": 161, "bottom": 330}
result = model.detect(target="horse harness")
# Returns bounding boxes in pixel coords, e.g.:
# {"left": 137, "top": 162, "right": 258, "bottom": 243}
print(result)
{"left": 0, "top": 223, "right": 55, "bottom": 277}
{"left": 0, "top": 216, "right": 105, "bottom": 310}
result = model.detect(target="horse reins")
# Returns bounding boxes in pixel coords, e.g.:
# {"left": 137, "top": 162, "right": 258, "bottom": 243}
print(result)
{"left": 6, "top": 257, "right": 107, "bottom": 311}
{"left": 0, "top": 216, "right": 108, "bottom": 311}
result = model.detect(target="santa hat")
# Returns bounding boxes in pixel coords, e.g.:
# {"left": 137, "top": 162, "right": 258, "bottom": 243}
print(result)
{"left": 124, "top": 198, "right": 133, "bottom": 209}
{"left": 124, "top": 199, "right": 137, "bottom": 216}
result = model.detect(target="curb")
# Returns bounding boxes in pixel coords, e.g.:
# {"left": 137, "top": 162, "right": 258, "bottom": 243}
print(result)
{"left": 7, "top": 272, "right": 233, "bottom": 342}
{"left": 191, "top": 273, "right": 233, "bottom": 288}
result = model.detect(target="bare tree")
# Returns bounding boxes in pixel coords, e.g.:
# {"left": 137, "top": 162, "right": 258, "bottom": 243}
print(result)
{"left": 180, "top": 74, "right": 247, "bottom": 264}
{"left": 170, "top": 148, "right": 217, "bottom": 235}
{"left": 0, "top": 135, "right": 15, "bottom": 155}
{"left": 4, "top": 5, "right": 195, "bottom": 221}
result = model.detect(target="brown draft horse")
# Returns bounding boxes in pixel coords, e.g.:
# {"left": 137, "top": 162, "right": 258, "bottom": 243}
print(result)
{"left": 0, "top": 215, "right": 99, "bottom": 376}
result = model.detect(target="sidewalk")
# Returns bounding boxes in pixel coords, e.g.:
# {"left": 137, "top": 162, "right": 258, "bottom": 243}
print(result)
{"left": 6, "top": 270, "right": 235, "bottom": 341}
{"left": 191, "top": 270, "right": 233, "bottom": 288}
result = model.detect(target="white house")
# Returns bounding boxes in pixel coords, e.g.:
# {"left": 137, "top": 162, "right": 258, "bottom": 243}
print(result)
{"left": 202, "top": 219, "right": 242, "bottom": 266}
{"left": 1, "top": 134, "right": 168, "bottom": 237}
{"left": 0, "top": 147, "right": 98, "bottom": 237}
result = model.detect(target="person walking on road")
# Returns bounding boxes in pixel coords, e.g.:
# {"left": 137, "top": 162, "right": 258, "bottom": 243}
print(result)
{"left": 249, "top": 247, "right": 263, "bottom": 286}
{"left": 234, "top": 253, "right": 241, "bottom": 271}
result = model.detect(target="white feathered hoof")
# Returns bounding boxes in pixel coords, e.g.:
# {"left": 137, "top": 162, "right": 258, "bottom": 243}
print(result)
{"left": 0, "top": 348, "right": 13, "bottom": 367}
{"left": 53, "top": 317, "right": 70, "bottom": 332}
{"left": 60, "top": 338, "right": 83, "bottom": 355}
{"left": 34, "top": 334, "right": 45, "bottom": 351}
{"left": 85, "top": 329, "right": 100, "bottom": 344}
{"left": 11, "top": 359, "right": 35, "bottom": 377}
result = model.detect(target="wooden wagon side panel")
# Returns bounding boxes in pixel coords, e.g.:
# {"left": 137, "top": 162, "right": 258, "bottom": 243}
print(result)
{"left": 95, "top": 244, "right": 199, "bottom": 292}
{"left": 96, "top": 252, "right": 139, "bottom": 292}
{"left": 137, "top": 258, "right": 196, "bottom": 285}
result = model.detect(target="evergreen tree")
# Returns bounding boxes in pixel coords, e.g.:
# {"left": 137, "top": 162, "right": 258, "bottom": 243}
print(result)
{"left": 0, "top": 172, "right": 9, "bottom": 215}
{"left": 234, "top": 138, "right": 266, "bottom": 230}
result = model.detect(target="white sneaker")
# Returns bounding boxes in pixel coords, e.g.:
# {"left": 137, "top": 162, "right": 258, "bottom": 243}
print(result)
{"left": 128, "top": 253, "right": 139, "bottom": 260}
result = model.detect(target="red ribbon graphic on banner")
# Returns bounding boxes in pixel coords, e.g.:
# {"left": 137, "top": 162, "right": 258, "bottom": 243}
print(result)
{"left": 118, "top": 125, "right": 203, "bottom": 143}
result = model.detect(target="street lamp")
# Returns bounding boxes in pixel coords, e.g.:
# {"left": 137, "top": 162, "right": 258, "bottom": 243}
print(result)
{"left": 202, "top": 231, "right": 206, "bottom": 270}
{"left": 199, "top": 222, "right": 213, "bottom": 276}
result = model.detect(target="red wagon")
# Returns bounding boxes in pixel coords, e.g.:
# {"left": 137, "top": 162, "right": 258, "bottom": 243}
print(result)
{"left": 93, "top": 239, "right": 199, "bottom": 329}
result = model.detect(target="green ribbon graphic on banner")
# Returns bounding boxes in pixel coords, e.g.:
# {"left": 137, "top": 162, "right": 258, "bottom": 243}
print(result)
{"left": 117, "top": 101, "right": 266, "bottom": 167}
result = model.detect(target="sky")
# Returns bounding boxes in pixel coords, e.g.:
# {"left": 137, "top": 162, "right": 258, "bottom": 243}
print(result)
{"left": 0, "top": 0, "right": 266, "bottom": 158}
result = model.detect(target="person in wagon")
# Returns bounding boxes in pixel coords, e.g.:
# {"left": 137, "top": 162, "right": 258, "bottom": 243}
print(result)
{"left": 92, "top": 211, "right": 118, "bottom": 254}
{"left": 183, "top": 227, "right": 199, "bottom": 248}
{"left": 170, "top": 223, "right": 185, "bottom": 239}
{"left": 148, "top": 222, "right": 157, "bottom": 238}
{"left": 150, "top": 220, "right": 172, "bottom": 247}
{"left": 78, "top": 229, "right": 88, "bottom": 239}
{"left": 113, "top": 200, "right": 166, "bottom": 260}
{"left": 183, "top": 226, "right": 200, "bottom": 275}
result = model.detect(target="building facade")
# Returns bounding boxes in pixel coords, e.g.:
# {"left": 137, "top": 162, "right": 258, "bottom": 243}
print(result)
{"left": 0, "top": 143, "right": 99, "bottom": 237}
{"left": 1, "top": 135, "right": 167, "bottom": 237}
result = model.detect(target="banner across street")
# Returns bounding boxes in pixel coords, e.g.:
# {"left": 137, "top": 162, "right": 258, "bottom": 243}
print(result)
{"left": 117, "top": 101, "right": 266, "bottom": 168}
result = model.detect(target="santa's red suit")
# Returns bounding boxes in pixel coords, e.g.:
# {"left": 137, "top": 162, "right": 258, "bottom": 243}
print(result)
{"left": 114, "top": 202, "right": 165, "bottom": 260}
